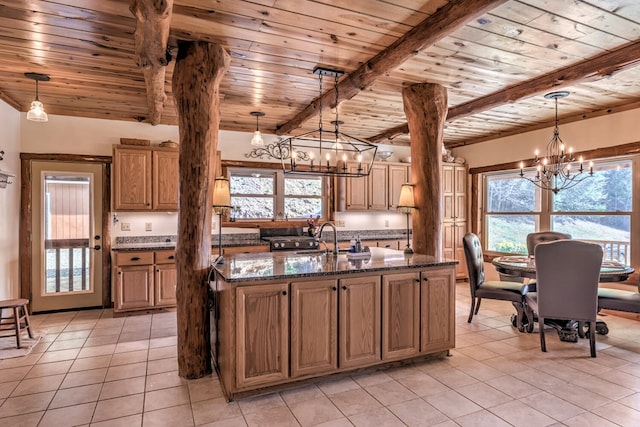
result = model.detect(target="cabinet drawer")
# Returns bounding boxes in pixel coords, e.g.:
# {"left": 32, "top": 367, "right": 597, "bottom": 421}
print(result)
{"left": 155, "top": 250, "right": 176, "bottom": 264}
{"left": 115, "top": 251, "right": 154, "bottom": 266}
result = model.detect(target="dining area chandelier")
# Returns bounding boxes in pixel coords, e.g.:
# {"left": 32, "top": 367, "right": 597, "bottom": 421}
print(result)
{"left": 519, "top": 91, "right": 593, "bottom": 194}
{"left": 278, "top": 67, "right": 377, "bottom": 177}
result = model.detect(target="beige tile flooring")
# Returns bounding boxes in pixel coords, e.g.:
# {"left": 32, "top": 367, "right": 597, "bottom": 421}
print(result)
{"left": 2, "top": 282, "right": 640, "bottom": 426}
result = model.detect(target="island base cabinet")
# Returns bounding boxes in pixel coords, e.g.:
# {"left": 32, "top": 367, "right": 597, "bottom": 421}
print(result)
{"left": 420, "top": 268, "right": 456, "bottom": 353}
{"left": 339, "top": 276, "right": 381, "bottom": 369}
{"left": 236, "top": 284, "right": 289, "bottom": 389}
{"left": 291, "top": 280, "right": 338, "bottom": 377}
{"left": 382, "top": 272, "right": 420, "bottom": 360}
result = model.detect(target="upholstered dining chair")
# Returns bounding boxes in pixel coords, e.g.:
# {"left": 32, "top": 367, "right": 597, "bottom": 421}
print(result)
{"left": 524, "top": 240, "right": 602, "bottom": 357}
{"left": 463, "top": 233, "right": 530, "bottom": 331}
{"left": 526, "top": 231, "right": 572, "bottom": 256}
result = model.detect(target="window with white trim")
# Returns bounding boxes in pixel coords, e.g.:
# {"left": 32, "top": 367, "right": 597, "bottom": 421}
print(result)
{"left": 229, "top": 168, "right": 325, "bottom": 220}
{"left": 484, "top": 159, "right": 632, "bottom": 263}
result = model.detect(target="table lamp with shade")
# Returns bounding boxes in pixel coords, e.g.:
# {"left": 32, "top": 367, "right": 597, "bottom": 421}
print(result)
{"left": 212, "top": 177, "right": 231, "bottom": 265}
{"left": 397, "top": 183, "right": 415, "bottom": 255}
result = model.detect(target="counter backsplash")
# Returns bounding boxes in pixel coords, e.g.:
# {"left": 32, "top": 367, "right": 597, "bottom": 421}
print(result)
{"left": 114, "top": 228, "right": 409, "bottom": 247}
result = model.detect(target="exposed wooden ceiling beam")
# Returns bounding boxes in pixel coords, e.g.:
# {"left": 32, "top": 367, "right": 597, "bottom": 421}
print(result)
{"left": 130, "top": 0, "right": 174, "bottom": 126}
{"left": 275, "top": 0, "right": 507, "bottom": 136}
{"left": 369, "top": 39, "right": 640, "bottom": 145}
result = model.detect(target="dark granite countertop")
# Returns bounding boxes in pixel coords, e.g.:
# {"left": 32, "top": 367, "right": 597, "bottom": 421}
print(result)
{"left": 212, "top": 247, "right": 457, "bottom": 283}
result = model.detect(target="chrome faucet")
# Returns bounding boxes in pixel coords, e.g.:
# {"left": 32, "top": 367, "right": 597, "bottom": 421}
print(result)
{"left": 316, "top": 222, "right": 338, "bottom": 255}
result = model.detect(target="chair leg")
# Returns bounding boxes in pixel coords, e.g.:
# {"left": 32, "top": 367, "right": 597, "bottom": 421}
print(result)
{"left": 22, "top": 305, "right": 33, "bottom": 339}
{"left": 512, "top": 301, "right": 524, "bottom": 332}
{"left": 474, "top": 298, "right": 482, "bottom": 315}
{"left": 13, "top": 306, "right": 22, "bottom": 349}
{"left": 467, "top": 297, "right": 476, "bottom": 323}
{"left": 524, "top": 305, "right": 535, "bottom": 333}
{"left": 589, "top": 321, "right": 597, "bottom": 358}
{"left": 539, "top": 316, "right": 546, "bottom": 352}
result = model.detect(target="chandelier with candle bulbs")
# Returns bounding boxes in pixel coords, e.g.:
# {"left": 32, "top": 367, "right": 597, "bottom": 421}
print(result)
{"left": 277, "top": 67, "right": 377, "bottom": 177}
{"left": 519, "top": 91, "right": 593, "bottom": 194}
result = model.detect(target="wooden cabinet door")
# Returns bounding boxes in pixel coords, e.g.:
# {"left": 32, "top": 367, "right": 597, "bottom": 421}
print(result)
{"left": 442, "top": 222, "right": 455, "bottom": 262}
{"left": 420, "top": 268, "right": 455, "bottom": 353}
{"left": 442, "top": 163, "right": 455, "bottom": 221}
{"left": 114, "top": 147, "right": 152, "bottom": 210}
{"left": 367, "top": 163, "right": 388, "bottom": 210}
{"left": 339, "top": 276, "right": 381, "bottom": 368}
{"left": 115, "top": 265, "right": 154, "bottom": 311}
{"left": 290, "top": 280, "right": 338, "bottom": 377}
{"left": 454, "top": 223, "right": 468, "bottom": 279}
{"left": 153, "top": 150, "right": 179, "bottom": 210}
{"left": 236, "top": 283, "right": 289, "bottom": 388}
{"left": 154, "top": 263, "right": 177, "bottom": 307}
{"left": 382, "top": 272, "right": 420, "bottom": 360}
{"left": 345, "top": 162, "right": 367, "bottom": 210}
{"left": 388, "top": 164, "right": 408, "bottom": 209}
{"left": 453, "top": 164, "right": 467, "bottom": 222}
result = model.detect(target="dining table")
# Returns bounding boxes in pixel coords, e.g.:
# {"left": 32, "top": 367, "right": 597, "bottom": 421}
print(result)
{"left": 492, "top": 255, "right": 635, "bottom": 339}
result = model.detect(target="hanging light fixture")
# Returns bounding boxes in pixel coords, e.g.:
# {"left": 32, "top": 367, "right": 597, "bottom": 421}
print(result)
{"left": 250, "top": 111, "right": 265, "bottom": 146}
{"left": 278, "top": 67, "right": 377, "bottom": 177}
{"left": 24, "top": 72, "right": 50, "bottom": 122}
{"left": 519, "top": 91, "right": 593, "bottom": 193}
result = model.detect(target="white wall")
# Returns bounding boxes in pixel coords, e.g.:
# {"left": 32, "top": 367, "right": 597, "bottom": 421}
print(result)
{"left": 451, "top": 108, "right": 640, "bottom": 168}
{"left": 0, "top": 100, "right": 21, "bottom": 299}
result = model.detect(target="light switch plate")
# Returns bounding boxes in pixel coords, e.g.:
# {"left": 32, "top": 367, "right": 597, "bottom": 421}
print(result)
{"left": 384, "top": 220, "right": 390, "bottom": 227}
{"left": 145, "top": 222, "right": 153, "bottom": 231}
{"left": 121, "top": 222, "right": 131, "bottom": 231}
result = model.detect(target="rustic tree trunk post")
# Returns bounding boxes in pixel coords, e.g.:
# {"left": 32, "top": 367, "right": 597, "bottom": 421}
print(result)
{"left": 402, "top": 83, "right": 448, "bottom": 256}
{"left": 172, "top": 41, "right": 230, "bottom": 378}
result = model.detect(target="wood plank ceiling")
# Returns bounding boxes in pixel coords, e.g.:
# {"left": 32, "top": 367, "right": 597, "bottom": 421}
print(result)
{"left": 1, "top": 0, "right": 640, "bottom": 149}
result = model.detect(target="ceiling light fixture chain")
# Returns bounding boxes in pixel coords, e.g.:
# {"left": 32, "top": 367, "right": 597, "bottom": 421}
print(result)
{"left": 519, "top": 91, "right": 593, "bottom": 194}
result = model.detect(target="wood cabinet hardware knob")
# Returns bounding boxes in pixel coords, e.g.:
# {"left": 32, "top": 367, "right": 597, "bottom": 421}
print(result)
{"left": 118, "top": 271, "right": 121, "bottom": 275}
{"left": 332, "top": 286, "right": 337, "bottom": 291}
{"left": 423, "top": 277, "right": 429, "bottom": 282}
{"left": 156, "top": 269, "right": 160, "bottom": 272}
{"left": 342, "top": 285, "right": 347, "bottom": 290}
{"left": 415, "top": 279, "right": 420, "bottom": 283}
{"left": 168, "top": 255, "right": 175, "bottom": 259}
{"left": 131, "top": 257, "right": 140, "bottom": 261}
{"left": 282, "top": 290, "right": 287, "bottom": 295}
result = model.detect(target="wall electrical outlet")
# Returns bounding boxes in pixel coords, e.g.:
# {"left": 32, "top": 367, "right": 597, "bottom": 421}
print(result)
{"left": 145, "top": 222, "right": 153, "bottom": 231}
{"left": 334, "top": 220, "right": 345, "bottom": 227}
{"left": 121, "top": 222, "right": 131, "bottom": 231}
{"left": 384, "top": 220, "right": 390, "bottom": 227}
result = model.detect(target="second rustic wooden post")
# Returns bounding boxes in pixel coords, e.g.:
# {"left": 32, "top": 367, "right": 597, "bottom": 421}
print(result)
{"left": 402, "top": 83, "right": 448, "bottom": 256}
{"left": 172, "top": 41, "right": 230, "bottom": 378}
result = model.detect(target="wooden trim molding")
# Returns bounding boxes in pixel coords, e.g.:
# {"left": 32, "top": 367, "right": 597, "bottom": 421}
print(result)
{"left": 19, "top": 153, "right": 112, "bottom": 311}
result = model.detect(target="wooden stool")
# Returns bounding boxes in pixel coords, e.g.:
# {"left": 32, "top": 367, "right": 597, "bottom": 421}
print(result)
{"left": 0, "top": 299, "right": 33, "bottom": 348}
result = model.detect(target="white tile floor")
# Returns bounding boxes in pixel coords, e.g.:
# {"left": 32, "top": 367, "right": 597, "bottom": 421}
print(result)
{"left": 2, "top": 281, "right": 640, "bottom": 426}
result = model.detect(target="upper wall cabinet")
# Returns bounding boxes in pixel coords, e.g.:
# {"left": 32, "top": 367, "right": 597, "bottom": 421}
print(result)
{"left": 339, "top": 161, "right": 409, "bottom": 212}
{"left": 113, "top": 145, "right": 179, "bottom": 211}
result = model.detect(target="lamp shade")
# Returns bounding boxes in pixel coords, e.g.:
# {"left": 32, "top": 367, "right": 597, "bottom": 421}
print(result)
{"left": 27, "top": 99, "right": 48, "bottom": 122}
{"left": 397, "top": 184, "right": 415, "bottom": 212}
{"left": 212, "top": 177, "right": 231, "bottom": 210}
{"left": 251, "top": 130, "right": 264, "bottom": 146}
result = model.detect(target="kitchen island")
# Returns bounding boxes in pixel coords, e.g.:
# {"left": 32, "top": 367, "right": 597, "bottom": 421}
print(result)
{"left": 211, "top": 247, "right": 457, "bottom": 400}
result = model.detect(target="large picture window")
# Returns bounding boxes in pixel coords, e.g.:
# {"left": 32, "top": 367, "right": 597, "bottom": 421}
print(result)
{"left": 229, "top": 168, "right": 324, "bottom": 220}
{"left": 483, "top": 159, "right": 632, "bottom": 263}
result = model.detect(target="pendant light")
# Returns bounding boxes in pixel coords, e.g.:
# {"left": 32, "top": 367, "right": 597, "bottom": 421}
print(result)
{"left": 24, "top": 72, "right": 50, "bottom": 122}
{"left": 250, "top": 111, "right": 265, "bottom": 146}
